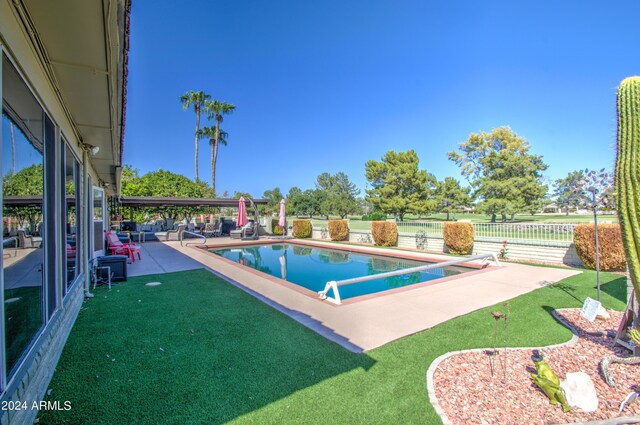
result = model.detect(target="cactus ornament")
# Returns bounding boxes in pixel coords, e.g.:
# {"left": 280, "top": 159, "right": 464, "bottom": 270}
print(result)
{"left": 615, "top": 76, "right": 640, "bottom": 307}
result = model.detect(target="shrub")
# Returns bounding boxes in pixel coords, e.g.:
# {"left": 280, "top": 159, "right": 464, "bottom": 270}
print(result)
{"left": 573, "top": 224, "right": 626, "bottom": 271}
{"left": 271, "top": 218, "right": 285, "bottom": 236}
{"left": 371, "top": 221, "right": 398, "bottom": 247}
{"left": 361, "top": 212, "right": 387, "bottom": 221}
{"left": 443, "top": 222, "right": 474, "bottom": 255}
{"left": 292, "top": 219, "right": 312, "bottom": 238}
{"left": 328, "top": 220, "right": 348, "bottom": 241}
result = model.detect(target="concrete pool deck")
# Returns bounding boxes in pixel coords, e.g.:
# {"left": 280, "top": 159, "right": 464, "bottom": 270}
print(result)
{"left": 125, "top": 237, "right": 580, "bottom": 352}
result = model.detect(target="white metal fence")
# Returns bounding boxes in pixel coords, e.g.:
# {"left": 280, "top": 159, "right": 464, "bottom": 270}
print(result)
{"left": 472, "top": 223, "right": 576, "bottom": 242}
{"left": 396, "top": 221, "right": 444, "bottom": 236}
{"left": 309, "top": 219, "right": 578, "bottom": 243}
{"left": 396, "top": 221, "right": 576, "bottom": 242}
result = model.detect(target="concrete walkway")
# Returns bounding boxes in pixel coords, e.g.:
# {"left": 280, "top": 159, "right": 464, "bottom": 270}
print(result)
{"left": 125, "top": 238, "right": 580, "bottom": 352}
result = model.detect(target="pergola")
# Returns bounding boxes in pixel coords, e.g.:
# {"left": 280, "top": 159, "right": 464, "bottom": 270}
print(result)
{"left": 118, "top": 196, "right": 268, "bottom": 208}
{"left": 116, "top": 196, "right": 269, "bottom": 225}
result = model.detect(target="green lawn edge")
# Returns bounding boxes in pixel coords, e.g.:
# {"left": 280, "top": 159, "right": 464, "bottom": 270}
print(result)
{"left": 38, "top": 267, "right": 627, "bottom": 424}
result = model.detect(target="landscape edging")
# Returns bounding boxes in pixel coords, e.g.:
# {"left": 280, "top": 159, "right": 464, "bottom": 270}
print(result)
{"left": 424, "top": 309, "right": 580, "bottom": 425}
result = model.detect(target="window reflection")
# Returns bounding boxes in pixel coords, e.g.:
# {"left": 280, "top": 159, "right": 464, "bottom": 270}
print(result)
{"left": 64, "top": 142, "right": 79, "bottom": 289}
{"left": 93, "top": 188, "right": 104, "bottom": 254}
{"left": 2, "top": 56, "right": 45, "bottom": 376}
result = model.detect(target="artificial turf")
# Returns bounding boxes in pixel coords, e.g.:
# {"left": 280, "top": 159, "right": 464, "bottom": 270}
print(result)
{"left": 38, "top": 268, "right": 628, "bottom": 424}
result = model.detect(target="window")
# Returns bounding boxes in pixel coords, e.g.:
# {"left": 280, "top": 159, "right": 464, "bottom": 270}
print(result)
{"left": 63, "top": 141, "right": 80, "bottom": 290}
{"left": 92, "top": 187, "right": 104, "bottom": 256}
{"left": 1, "top": 55, "right": 46, "bottom": 376}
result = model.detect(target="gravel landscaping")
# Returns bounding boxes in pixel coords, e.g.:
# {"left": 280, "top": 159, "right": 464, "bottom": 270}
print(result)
{"left": 432, "top": 309, "right": 640, "bottom": 424}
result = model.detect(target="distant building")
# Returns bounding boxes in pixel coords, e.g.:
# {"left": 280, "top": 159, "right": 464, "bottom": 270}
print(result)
{"left": 542, "top": 204, "right": 560, "bottom": 214}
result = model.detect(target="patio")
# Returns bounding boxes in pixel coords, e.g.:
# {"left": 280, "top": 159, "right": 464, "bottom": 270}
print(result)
{"left": 124, "top": 238, "right": 580, "bottom": 352}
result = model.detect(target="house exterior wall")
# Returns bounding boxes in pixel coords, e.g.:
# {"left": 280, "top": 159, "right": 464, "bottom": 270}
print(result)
{"left": 0, "top": 2, "right": 123, "bottom": 424}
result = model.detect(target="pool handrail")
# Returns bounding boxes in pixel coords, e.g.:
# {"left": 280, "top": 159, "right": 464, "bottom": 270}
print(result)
{"left": 181, "top": 231, "right": 207, "bottom": 246}
{"left": 318, "top": 253, "right": 501, "bottom": 305}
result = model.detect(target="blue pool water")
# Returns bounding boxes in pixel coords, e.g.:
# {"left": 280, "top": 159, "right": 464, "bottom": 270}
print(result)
{"left": 209, "top": 243, "right": 472, "bottom": 300}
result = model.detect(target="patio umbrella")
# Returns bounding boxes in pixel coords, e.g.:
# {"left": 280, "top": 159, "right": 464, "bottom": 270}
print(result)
{"left": 237, "top": 197, "right": 248, "bottom": 227}
{"left": 278, "top": 199, "right": 286, "bottom": 236}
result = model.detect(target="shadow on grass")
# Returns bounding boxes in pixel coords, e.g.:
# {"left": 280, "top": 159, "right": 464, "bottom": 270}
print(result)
{"left": 39, "top": 269, "right": 376, "bottom": 425}
{"left": 601, "top": 275, "right": 628, "bottom": 304}
{"left": 550, "top": 281, "right": 583, "bottom": 304}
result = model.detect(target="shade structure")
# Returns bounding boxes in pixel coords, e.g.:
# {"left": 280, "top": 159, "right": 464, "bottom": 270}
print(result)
{"left": 278, "top": 199, "right": 286, "bottom": 227}
{"left": 237, "top": 197, "right": 248, "bottom": 227}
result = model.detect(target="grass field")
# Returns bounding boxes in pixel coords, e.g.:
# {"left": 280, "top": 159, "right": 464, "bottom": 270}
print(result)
{"left": 39, "top": 268, "right": 627, "bottom": 424}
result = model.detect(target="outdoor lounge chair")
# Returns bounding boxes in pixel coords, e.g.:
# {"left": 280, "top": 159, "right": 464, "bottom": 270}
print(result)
{"left": 17, "top": 230, "right": 33, "bottom": 248}
{"left": 203, "top": 222, "right": 222, "bottom": 237}
{"left": 165, "top": 224, "right": 186, "bottom": 241}
{"left": 106, "top": 232, "right": 141, "bottom": 262}
{"left": 241, "top": 221, "right": 257, "bottom": 239}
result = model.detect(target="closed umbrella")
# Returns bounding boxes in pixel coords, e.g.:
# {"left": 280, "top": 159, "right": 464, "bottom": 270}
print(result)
{"left": 237, "top": 197, "right": 248, "bottom": 227}
{"left": 278, "top": 199, "right": 286, "bottom": 236}
{"left": 279, "top": 255, "right": 287, "bottom": 280}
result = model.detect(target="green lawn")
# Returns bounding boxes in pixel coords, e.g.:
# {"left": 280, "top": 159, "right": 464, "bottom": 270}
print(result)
{"left": 39, "top": 268, "right": 628, "bottom": 424}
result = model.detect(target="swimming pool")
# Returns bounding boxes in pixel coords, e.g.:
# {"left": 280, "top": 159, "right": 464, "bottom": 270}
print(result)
{"left": 208, "top": 243, "right": 474, "bottom": 301}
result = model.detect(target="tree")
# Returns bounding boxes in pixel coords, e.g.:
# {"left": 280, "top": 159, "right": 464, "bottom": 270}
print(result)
{"left": 122, "top": 168, "right": 211, "bottom": 223}
{"left": 448, "top": 126, "right": 548, "bottom": 222}
{"left": 197, "top": 126, "right": 228, "bottom": 196}
{"left": 233, "top": 191, "right": 252, "bottom": 199}
{"left": 9, "top": 122, "right": 16, "bottom": 175}
{"left": 3, "top": 163, "right": 43, "bottom": 231}
{"left": 204, "top": 99, "right": 235, "bottom": 194}
{"left": 306, "top": 189, "right": 326, "bottom": 219}
{"left": 553, "top": 170, "right": 588, "bottom": 215}
{"left": 434, "top": 177, "right": 472, "bottom": 221}
{"left": 364, "top": 150, "right": 432, "bottom": 221}
{"left": 262, "top": 187, "right": 284, "bottom": 215}
{"left": 286, "top": 186, "right": 303, "bottom": 215}
{"left": 314, "top": 172, "right": 360, "bottom": 219}
{"left": 180, "top": 90, "right": 211, "bottom": 182}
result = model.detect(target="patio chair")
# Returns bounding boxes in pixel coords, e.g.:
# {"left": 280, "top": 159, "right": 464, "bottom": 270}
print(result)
{"left": 66, "top": 243, "right": 76, "bottom": 259}
{"left": 17, "top": 230, "right": 36, "bottom": 248}
{"left": 106, "top": 232, "right": 141, "bottom": 262}
{"left": 165, "top": 224, "right": 186, "bottom": 241}
{"left": 241, "top": 221, "right": 257, "bottom": 239}
{"left": 203, "top": 222, "right": 222, "bottom": 237}
{"left": 90, "top": 257, "right": 113, "bottom": 289}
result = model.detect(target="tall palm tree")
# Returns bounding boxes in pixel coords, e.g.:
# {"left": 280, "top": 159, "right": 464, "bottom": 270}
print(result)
{"left": 10, "top": 121, "right": 16, "bottom": 175}
{"left": 204, "top": 100, "right": 235, "bottom": 194}
{"left": 198, "top": 126, "right": 228, "bottom": 196}
{"left": 180, "top": 90, "right": 211, "bottom": 181}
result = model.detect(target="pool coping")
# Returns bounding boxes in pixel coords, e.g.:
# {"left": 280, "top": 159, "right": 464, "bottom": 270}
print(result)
{"left": 159, "top": 238, "right": 581, "bottom": 351}
{"left": 194, "top": 239, "right": 496, "bottom": 306}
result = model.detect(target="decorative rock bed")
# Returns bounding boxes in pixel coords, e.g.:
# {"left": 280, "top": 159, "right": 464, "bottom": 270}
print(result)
{"left": 429, "top": 309, "right": 640, "bottom": 424}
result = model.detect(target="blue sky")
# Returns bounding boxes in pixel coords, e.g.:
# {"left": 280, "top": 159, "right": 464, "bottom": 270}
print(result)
{"left": 123, "top": 0, "right": 640, "bottom": 198}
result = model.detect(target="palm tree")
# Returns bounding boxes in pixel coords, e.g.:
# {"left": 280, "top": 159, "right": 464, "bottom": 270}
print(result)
{"left": 198, "top": 126, "right": 229, "bottom": 196}
{"left": 204, "top": 100, "right": 235, "bottom": 194}
{"left": 180, "top": 90, "right": 211, "bottom": 181}
{"left": 10, "top": 121, "right": 16, "bottom": 175}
